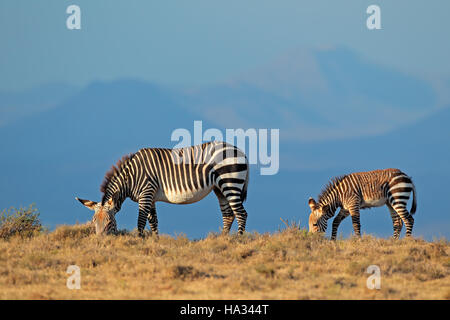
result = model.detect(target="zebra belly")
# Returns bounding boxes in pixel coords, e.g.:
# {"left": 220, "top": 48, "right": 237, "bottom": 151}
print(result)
{"left": 154, "top": 185, "right": 214, "bottom": 204}
{"left": 360, "top": 198, "right": 386, "bottom": 209}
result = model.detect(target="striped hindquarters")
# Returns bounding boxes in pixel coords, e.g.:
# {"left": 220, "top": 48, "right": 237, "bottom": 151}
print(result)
{"left": 209, "top": 142, "right": 249, "bottom": 203}
{"left": 387, "top": 171, "right": 417, "bottom": 215}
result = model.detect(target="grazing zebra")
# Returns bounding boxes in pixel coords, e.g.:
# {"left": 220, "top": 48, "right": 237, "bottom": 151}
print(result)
{"left": 76, "top": 141, "right": 249, "bottom": 236}
{"left": 308, "top": 168, "right": 417, "bottom": 240}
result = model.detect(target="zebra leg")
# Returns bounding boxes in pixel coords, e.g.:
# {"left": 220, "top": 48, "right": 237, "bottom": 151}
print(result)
{"left": 217, "top": 183, "right": 248, "bottom": 235}
{"left": 387, "top": 204, "right": 403, "bottom": 239}
{"left": 223, "top": 188, "right": 248, "bottom": 235}
{"left": 137, "top": 188, "right": 156, "bottom": 237}
{"left": 331, "top": 209, "right": 349, "bottom": 240}
{"left": 137, "top": 204, "right": 158, "bottom": 237}
{"left": 230, "top": 203, "right": 248, "bottom": 235}
{"left": 147, "top": 206, "right": 159, "bottom": 236}
{"left": 213, "top": 188, "right": 235, "bottom": 234}
{"left": 137, "top": 208, "right": 148, "bottom": 237}
{"left": 392, "top": 204, "right": 414, "bottom": 237}
{"left": 349, "top": 207, "right": 362, "bottom": 237}
{"left": 222, "top": 191, "right": 248, "bottom": 235}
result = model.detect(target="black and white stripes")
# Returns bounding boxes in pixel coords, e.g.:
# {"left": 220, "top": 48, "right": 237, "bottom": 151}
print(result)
{"left": 308, "top": 168, "right": 417, "bottom": 239}
{"left": 77, "top": 141, "right": 249, "bottom": 236}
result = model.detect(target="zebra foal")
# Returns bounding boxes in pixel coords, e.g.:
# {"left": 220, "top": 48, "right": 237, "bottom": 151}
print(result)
{"left": 308, "top": 168, "right": 417, "bottom": 240}
{"left": 76, "top": 141, "right": 249, "bottom": 236}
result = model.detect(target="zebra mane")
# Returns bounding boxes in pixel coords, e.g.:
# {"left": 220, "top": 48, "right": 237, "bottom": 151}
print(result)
{"left": 317, "top": 175, "right": 347, "bottom": 205}
{"left": 100, "top": 153, "right": 135, "bottom": 203}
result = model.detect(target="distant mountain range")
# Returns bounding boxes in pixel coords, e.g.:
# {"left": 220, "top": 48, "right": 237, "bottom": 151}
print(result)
{"left": 179, "top": 46, "right": 445, "bottom": 141}
{"left": 1, "top": 46, "right": 449, "bottom": 239}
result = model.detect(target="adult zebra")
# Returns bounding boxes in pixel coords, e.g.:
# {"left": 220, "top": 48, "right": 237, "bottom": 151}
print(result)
{"left": 308, "top": 168, "right": 417, "bottom": 240}
{"left": 76, "top": 141, "right": 249, "bottom": 236}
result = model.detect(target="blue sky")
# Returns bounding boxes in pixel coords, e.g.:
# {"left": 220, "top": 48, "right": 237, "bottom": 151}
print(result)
{"left": 1, "top": 1, "right": 450, "bottom": 91}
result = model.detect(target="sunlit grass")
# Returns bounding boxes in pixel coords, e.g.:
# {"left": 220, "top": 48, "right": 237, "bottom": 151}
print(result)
{"left": 0, "top": 220, "right": 448, "bottom": 299}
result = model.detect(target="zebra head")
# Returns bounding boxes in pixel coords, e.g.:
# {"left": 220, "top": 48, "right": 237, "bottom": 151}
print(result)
{"left": 308, "top": 197, "right": 328, "bottom": 233}
{"left": 76, "top": 197, "right": 118, "bottom": 235}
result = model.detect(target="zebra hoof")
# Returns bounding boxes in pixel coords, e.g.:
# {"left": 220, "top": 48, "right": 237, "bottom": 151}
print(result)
{"left": 137, "top": 231, "right": 145, "bottom": 239}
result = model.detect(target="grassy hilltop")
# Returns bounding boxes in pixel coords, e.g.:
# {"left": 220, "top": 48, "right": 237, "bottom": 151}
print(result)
{"left": 0, "top": 206, "right": 449, "bottom": 300}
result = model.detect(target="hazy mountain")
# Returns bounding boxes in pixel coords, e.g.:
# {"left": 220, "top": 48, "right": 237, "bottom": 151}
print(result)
{"left": 0, "top": 83, "right": 79, "bottom": 127}
{"left": 180, "top": 46, "right": 439, "bottom": 141}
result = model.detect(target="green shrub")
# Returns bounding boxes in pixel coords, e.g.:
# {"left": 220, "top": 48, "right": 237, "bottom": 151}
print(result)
{"left": 0, "top": 204, "right": 43, "bottom": 239}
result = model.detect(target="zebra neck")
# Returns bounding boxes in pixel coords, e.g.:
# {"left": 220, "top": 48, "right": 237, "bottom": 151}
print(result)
{"left": 318, "top": 192, "right": 340, "bottom": 218}
{"left": 102, "top": 161, "right": 147, "bottom": 207}
{"left": 102, "top": 184, "right": 129, "bottom": 211}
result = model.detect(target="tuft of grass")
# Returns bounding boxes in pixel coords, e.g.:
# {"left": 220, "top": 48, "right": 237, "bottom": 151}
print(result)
{"left": 168, "top": 265, "right": 198, "bottom": 280}
{"left": 254, "top": 264, "right": 276, "bottom": 278}
{"left": 0, "top": 204, "right": 43, "bottom": 239}
{"left": 50, "top": 223, "right": 94, "bottom": 241}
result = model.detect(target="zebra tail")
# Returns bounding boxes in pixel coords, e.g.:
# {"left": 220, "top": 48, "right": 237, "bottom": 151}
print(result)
{"left": 410, "top": 180, "right": 417, "bottom": 215}
{"left": 241, "top": 165, "right": 249, "bottom": 203}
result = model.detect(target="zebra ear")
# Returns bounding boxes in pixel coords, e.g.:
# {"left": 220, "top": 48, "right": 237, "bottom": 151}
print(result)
{"left": 308, "top": 197, "right": 317, "bottom": 209}
{"left": 76, "top": 197, "right": 98, "bottom": 210}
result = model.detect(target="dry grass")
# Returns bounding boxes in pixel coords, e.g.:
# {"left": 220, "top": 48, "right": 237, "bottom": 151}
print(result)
{"left": 0, "top": 222, "right": 449, "bottom": 300}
